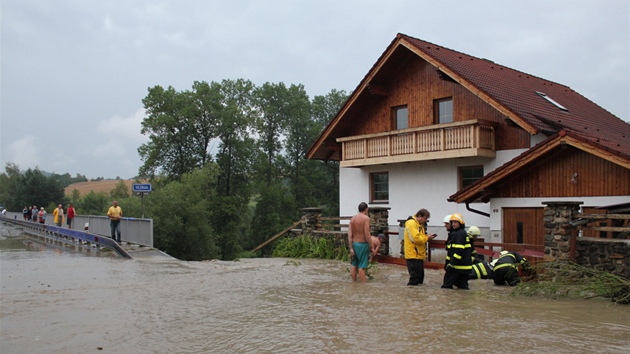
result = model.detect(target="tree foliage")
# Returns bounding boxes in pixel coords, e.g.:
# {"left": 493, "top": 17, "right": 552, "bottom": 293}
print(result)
{"left": 148, "top": 165, "right": 219, "bottom": 261}
{"left": 1, "top": 79, "right": 348, "bottom": 262}
{"left": 110, "top": 180, "right": 130, "bottom": 199}
{"left": 0, "top": 164, "right": 66, "bottom": 210}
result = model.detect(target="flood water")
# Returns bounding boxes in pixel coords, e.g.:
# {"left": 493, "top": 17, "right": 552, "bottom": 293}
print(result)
{"left": 1, "top": 228, "right": 629, "bottom": 353}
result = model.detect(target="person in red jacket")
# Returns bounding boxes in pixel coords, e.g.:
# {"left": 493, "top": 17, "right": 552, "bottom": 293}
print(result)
{"left": 66, "top": 203, "right": 76, "bottom": 228}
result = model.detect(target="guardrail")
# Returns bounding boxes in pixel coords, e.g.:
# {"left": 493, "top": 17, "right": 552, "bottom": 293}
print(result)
{"left": 2, "top": 212, "right": 153, "bottom": 247}
{"left": 0, "top": 217, "right": 131, "bottom": 258}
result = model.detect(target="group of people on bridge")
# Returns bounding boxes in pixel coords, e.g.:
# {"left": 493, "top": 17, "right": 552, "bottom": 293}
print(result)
{"left": 19, "top": 204, "right": 76, "bottom": 228}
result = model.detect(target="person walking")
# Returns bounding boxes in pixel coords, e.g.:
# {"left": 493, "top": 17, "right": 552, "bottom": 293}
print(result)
{"left": 66, "top": 203, "right": 76, "bottom": 228}
{"left": 441, "top": 213, "right": 473, "bottom": 289}
{"left": 403, "top": 208, "right": 436, "bottom": 286}
{"left": 38, "top": 207, "right": 46, "bottom": 224}
{"left": 31, "top": 206, "right": 38, "bottom": 223}
{"left": 53, "top": 204, "right": 64, "bottom": 227}
{"left": 107, "top": 200, "right": 123, "bottom": 243}
{"left": 347, "top": 202, "right": 372, "bottom": 282}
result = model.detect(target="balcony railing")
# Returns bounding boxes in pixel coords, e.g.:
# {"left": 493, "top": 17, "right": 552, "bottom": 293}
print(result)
{"left": 337, "top": 119, "right": 496, "bottom": 167}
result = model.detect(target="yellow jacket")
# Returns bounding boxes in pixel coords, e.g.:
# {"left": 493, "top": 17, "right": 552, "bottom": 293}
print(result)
{"left": 53, "top": 208, "right": 63, "bottom": 224}
{"left": 404, "top": 217, "right": 430, "bottom": 260}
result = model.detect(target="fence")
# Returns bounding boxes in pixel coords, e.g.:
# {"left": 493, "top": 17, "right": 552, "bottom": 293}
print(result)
{"left": 286, "top": 210, "right": 544, "bottom": 263}
{"left": 2, "top": 212, "right": 153, "bottom": 247}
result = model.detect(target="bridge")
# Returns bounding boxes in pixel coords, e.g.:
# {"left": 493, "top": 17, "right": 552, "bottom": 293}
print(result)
{"left": 0, "top": 217, "right": 155, "bottom": 259}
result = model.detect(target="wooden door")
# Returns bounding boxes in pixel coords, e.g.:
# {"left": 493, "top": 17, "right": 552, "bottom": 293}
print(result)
{"left": 503, "top": 208, "right": 545, "bottom": 246}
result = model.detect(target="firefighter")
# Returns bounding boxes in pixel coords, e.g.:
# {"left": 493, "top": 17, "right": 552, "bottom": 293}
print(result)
{"left": 468, "top": 225, "right": 482, "bottom": 262}
{"left": 493, "top": 250, "right": 532, "bottom": 286}
{"left": 441, "top": 213, "right": 473, "bottom": 289}
{"left": 469, "top": 261, "right": 494, "bottom": 280}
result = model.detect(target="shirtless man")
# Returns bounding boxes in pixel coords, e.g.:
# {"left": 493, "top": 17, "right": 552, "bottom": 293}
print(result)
{"left": 371, "top": 236, "right": 381, "bottom": 256}
{"left": 348, "top": 202, "right": 372, "bottom": 282}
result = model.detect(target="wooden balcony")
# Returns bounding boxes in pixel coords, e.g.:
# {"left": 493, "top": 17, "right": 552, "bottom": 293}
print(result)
{"left": 337, "top": 119, "right": 496, "bottom": 167}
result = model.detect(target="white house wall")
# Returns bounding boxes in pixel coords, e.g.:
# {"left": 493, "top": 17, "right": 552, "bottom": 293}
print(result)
{"left": 339, "top": 151, "right": 523, "bottom": 240}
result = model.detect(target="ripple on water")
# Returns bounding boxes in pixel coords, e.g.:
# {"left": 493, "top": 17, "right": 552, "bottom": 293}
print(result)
{"left": 1, "top": 249, "right": 629, "bottom": 353}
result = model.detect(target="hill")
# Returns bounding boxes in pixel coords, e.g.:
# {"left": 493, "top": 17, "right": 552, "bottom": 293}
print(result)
{"left": 65, "top": 180, "right": 136, "bottom": 197}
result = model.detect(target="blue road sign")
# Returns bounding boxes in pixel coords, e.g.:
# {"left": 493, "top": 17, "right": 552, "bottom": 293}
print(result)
{"left": 132, "top": 183, "right": 152, "bottom": 192}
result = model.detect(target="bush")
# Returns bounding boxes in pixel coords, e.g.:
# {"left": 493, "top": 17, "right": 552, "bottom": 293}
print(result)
{"left": 272, "top": 234, "right": 349, "bottom": 261}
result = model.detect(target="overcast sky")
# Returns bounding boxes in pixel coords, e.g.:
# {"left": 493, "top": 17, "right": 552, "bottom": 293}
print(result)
{"left": 2, "top": 0, "right": 628, "bottom": 179}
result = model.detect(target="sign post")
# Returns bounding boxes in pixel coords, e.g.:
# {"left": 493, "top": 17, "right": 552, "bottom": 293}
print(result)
{"left": 132, "top": 184, "right": 152, "bottom": 218}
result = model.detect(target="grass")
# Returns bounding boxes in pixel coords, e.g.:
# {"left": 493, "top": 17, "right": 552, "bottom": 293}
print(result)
{"left": 271, "top": 234, "right": 378, "bottom": 279}
{"left": 512, "top": 262, "right": 630, "bottom": 305}
{"left": 272, "top": 234, "right": 349, "bottom": 261}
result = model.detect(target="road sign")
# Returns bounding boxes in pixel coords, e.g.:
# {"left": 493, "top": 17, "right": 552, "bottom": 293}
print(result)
{"left": 132, "top": 183, "right": 152, "bottom": 193}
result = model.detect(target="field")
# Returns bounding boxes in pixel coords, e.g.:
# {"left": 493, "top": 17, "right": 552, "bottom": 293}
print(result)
{"left": 64, "top": 180, "right": 136, "bottom": 197}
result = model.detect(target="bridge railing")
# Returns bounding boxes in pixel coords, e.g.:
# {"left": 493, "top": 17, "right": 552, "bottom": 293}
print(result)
{"left": 2, "top": 212, "right": 153, "bottom": 247}
{"left": 74, "top": 215, "right": 153, "bottom": 247}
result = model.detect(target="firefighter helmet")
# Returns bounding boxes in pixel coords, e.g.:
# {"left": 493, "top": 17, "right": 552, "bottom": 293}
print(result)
{"left": 442, "top": 215, "right": 452, "bottom": 224}
{"left": 450, "top": 213, "right": 465, "bottom": 224}
{"left": 468, "top": 226, "right": 481, "bottom": 236}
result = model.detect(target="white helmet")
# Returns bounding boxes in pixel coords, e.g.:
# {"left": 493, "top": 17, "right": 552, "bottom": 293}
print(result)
{"left": 468, "top": 226, "right": 481, "bottom": 236}
{"left": 443, "top": 215, "right": 452, "bottom": 224}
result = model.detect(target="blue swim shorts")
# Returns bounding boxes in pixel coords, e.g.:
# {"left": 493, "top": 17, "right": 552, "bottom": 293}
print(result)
{"left": 351, "top": 242, "right": 370, "bottom": 269}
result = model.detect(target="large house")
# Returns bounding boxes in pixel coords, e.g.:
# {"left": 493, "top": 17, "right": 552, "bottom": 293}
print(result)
{"left": 306, "top": 33, "right": 630, "bottom": 246}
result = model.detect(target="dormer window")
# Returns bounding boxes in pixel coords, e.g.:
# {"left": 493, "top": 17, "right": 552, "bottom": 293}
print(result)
{"left": 435, "top": 98, "right": 453, "bottom": 124}
{"left": 393, "top": 105, "right": 408, "bottom": 130}
{"left": 536, "top": 91, "right": 568, "bottom": 111}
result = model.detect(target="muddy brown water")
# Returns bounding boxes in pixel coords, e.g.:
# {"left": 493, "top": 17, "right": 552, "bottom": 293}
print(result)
{"left": 1, "top": 232, "right": 629, "bottom": 353}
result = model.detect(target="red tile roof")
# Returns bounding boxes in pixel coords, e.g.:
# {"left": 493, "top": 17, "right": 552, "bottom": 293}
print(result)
{"left": 306, "top": 33, "right": 630, "bottom": 160}
{"left": 400, "top": 33, "right": 630, "bottom": 157}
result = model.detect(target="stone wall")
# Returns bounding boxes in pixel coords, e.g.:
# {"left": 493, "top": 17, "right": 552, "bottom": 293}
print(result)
{"left": 367, "top": 207, "right": 390, "bottom": 236}
{"left": 543, "top": 201, "right": 630, "bottom": 279}
{"left": 543, "top": 201, "right": 582, "bottom": 261}
{"left": 576, "top": 238, "right": 630, "bottom": 279}
{"left": 296, "top": 207, "right": 391, "bottom": 255}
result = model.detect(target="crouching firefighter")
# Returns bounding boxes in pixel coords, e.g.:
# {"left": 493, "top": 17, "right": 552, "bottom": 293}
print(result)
{"left": 469, "top": 260, "right": 494, "bottom": 280}
{"left": 493, "top": 251, "right": 533, "bottom": 286}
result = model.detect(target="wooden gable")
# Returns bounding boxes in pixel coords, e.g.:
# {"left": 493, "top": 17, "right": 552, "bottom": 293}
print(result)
{"left": 449, "top": 131, "right": 630, "bottom": 203}
{"left": 306, "top": 36, "right": 531, "bottom": 162}
{"left": 306, "top": 33, "right": 630, "bottom": 164}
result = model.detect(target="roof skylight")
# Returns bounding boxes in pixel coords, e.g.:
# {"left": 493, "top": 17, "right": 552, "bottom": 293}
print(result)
{"left": 536, "top": 91, "right": 568, "bottom": 111}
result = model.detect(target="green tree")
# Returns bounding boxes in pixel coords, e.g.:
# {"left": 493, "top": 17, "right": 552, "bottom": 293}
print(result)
{"left": 253, "top": 82, "right": 292, "bottom": 187}
{"left": 249, "top": 183, "right": 295, "bottom": 254}
{"left": 110, "top": 180, "right": 130, "bottom": 199}
{"left": 0, "top": 163, "right": 21, "bottom": 209}
{"left": 215, "top": 79, "right": 256, "bottom": 203}
{"left": 283, "top": 84, "right": 315, "bottom": 212}
{"left": 69, "top": 189, "right": 81, "bottom": 206}
{"left": 1, "top": 165, "right": 65, "bottom": 211}
{"left": 306, "top": 90, "right": 348, "bottom": 215}
{"left": 209, "top": 195, "right": 245, "bottom": 260}
{"left": 115, "top": 196, "right": 142, "bottom": 219}
{"left": 78, "top": 191, "right": 109, "bottom": 215}
{"left": 148, "top": 165, "right": 219, "bottom": 261}
{"left": 139, "top": 86, "right": 204, "bottom": 179}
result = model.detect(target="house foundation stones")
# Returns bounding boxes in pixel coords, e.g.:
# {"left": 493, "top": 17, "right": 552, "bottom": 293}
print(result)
{"left": 543, "top": 201, "right": 582, "bottom": 261}
{"left": 543, "top": 201, "right": 630, "bottom": 279}
{"left": 300, "top": 207, "right": 323, "bottom": 233}
{"left": 299, "top": 206, "right": 390, "bottom": 236}
{"left": 367, "top": 206, "right": 390, "bottom": 236}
